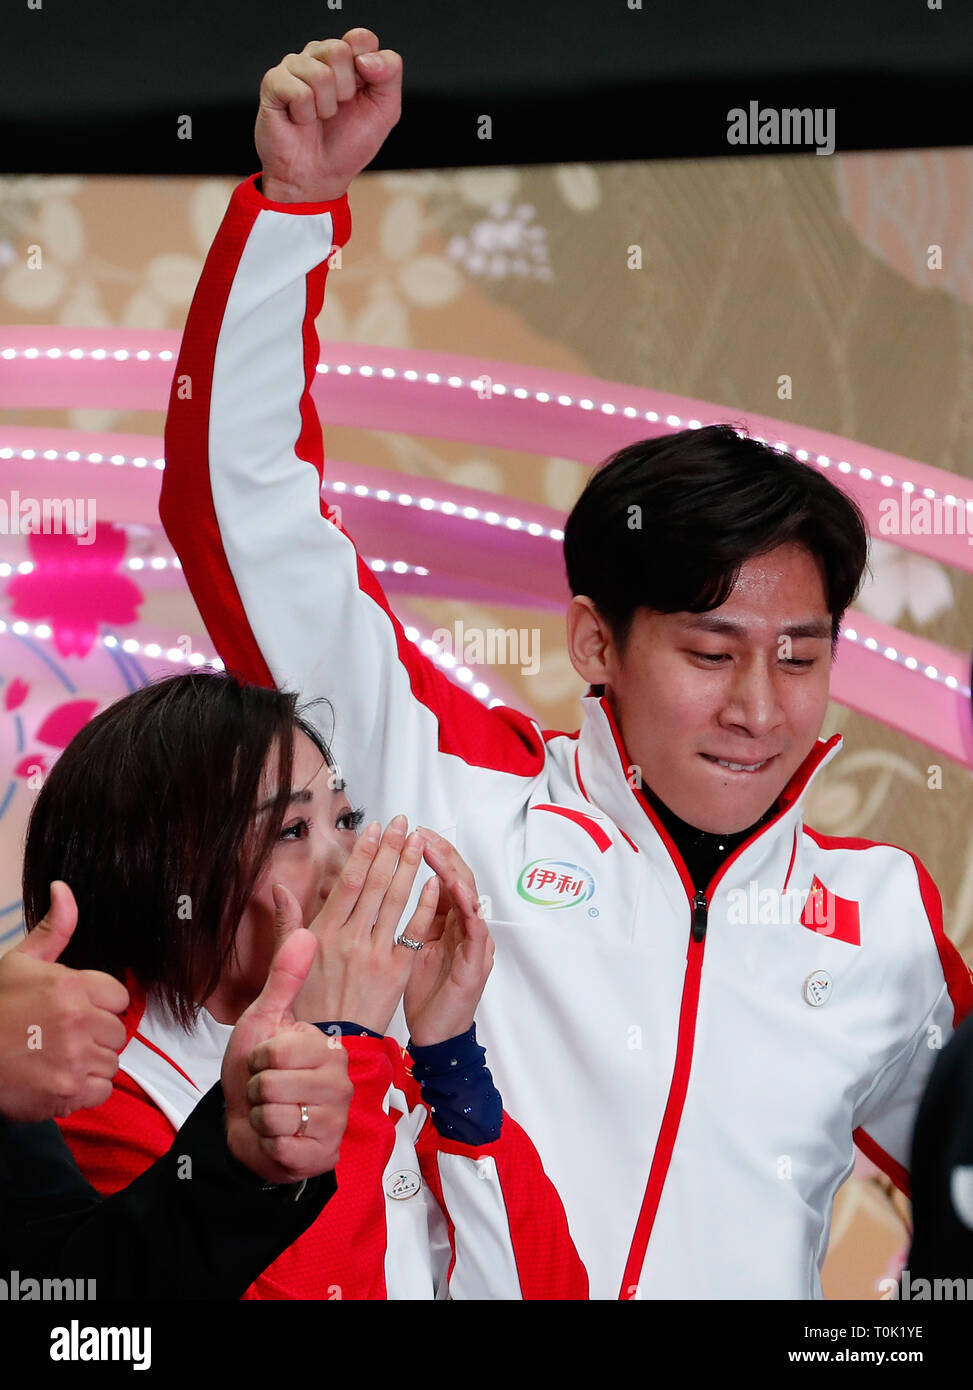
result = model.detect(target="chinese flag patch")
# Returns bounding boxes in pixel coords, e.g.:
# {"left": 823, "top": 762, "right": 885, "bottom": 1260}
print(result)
{"left": 800, "top": 875, "right": 861, "bottom": 946}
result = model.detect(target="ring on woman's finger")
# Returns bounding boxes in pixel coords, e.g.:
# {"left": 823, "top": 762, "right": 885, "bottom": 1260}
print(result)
{"left": 398, "top": 935, "right": 424, "bottom": 952}
{"left": 295, "top": 1103, "right": 310, "bottom": 1137}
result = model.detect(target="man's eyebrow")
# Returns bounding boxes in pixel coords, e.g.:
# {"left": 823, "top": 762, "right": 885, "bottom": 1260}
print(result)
{"left": 255, "top": 788, "right": 314, "bottom": 815}
{"left": 679, "top": 614, "right": 832, "bottom": 640}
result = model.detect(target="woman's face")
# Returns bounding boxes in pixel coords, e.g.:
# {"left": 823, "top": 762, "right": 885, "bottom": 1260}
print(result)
{"left": 204, "top": 730, "right": 363, "bottom": 1023}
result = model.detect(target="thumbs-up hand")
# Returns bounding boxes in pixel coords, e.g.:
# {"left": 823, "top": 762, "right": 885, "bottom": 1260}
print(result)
{"left": 0, "top": 881, "right": 130, "bottom": 1122}
{"left": 221, "top": 903, "right": 352, "bottom": 1184}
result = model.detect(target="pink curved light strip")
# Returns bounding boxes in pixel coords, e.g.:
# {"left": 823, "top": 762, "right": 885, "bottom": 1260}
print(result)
{"left": 2, "top": 329, "right": 971, "bottom": 765}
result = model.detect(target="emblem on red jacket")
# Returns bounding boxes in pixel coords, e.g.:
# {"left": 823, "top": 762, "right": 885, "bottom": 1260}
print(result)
{"left": 385, "top": 1169, "right": 422, "bottom": 1200}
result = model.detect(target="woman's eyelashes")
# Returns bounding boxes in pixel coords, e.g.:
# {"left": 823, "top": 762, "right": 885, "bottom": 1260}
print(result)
{"left": 278, "top": 806, "right": 364, "bottom": 842}
{"left": 279, "top": 817, "right": 311, "bottom": 841}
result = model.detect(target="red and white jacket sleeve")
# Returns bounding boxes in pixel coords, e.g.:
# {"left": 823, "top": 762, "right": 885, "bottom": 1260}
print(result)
{"left": 160, "top": 174, "right": 547, "bottom": 834}
{"left": 57, "top": 1039, "right": 587, "bottom": 1299}
{"left": 397, "top": 1042, "right": 589, "bottom": 1300}
{"left": 852, "top": 851, "right": 973, "bottom": 1195}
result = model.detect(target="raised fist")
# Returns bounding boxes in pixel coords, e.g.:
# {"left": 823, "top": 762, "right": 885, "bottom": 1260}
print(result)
{"left": 255, "top": 29, "right": 403, "bottom": 204}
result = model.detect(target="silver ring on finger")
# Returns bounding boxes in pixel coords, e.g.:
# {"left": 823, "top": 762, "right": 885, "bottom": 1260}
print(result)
{"left": 398, "top": 935, "right": 424, "bottom": 952}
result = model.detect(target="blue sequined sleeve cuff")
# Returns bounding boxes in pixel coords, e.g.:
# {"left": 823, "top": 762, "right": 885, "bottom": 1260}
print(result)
{"left": 407, "top": 1025, "right": 503, "bottom": 1146}
{"left": 313, "top": 1021, "right": 384, "bottom": 1039}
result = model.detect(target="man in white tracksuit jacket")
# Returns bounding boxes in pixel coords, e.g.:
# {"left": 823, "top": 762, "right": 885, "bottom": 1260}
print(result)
{"left": 160, "top": 32, "right": 973, "bottom": 1299}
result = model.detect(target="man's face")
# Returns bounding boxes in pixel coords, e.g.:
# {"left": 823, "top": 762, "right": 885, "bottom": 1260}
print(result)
{"left": 598, "top": 543, "right": 833, "bottom": 834}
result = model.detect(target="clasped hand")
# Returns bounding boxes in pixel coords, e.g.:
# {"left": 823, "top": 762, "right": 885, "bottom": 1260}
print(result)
{"left": 275, "top": 816, "right": 494, "bottom": 1046}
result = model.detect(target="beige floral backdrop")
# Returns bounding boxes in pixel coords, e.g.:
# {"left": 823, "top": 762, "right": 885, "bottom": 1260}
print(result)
{"left": 2, "top": 147, "right": 972, "bottom": 1298}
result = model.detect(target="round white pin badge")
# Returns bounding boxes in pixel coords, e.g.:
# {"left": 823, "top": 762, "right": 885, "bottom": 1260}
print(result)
{"left": 803, "top": 971, "right": 832, "bottom": 1006}
{"left": 385, "top": 1169, "right": 422, "bottom": 1200}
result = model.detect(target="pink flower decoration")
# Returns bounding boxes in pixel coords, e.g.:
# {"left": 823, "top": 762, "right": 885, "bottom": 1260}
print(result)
{"left": 14, "top": 752, "right": 52, "bottom": 781}
{"left": 15, "top": 697, "right": 100, "bottom": 782}
{"left": 36, "top": 699, "right": 99, "bottom": 747}
{"left": 835, "top": 151, "right": 973, "bottom": 306}
{"left": 5, "top": 525, "right": 143, "bottom": 658}
{"left": 4, "top": 677, "right": 29, "bottom": 711}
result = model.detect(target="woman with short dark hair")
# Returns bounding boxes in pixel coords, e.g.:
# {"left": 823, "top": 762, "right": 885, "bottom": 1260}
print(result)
{"left": 28, "top": 671, "right": 586, "bottom": 1299}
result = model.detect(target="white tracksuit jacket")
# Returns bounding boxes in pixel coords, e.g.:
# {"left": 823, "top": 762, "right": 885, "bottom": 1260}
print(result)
{"left": 160, "top": 173, "right": 973, "bottom": 1300}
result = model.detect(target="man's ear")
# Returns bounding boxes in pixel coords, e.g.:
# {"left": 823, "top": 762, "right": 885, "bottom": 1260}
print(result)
{"left": 565, "top": 596, "right": 614, "bottom": 687}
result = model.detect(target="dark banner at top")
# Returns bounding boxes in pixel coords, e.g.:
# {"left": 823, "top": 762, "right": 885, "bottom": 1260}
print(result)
{"left": 2, "top": 0, "right": 973, "bottom": 174}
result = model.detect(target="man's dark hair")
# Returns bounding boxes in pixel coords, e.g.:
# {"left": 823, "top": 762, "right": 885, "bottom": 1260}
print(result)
{"left": 22, "top": 670, "right": 335, "bottom": 1029}
{"left": 563, "top": 423, "right": 870, "bottom": 654}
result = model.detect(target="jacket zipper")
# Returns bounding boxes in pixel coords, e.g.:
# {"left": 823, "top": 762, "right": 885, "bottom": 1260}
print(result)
{"left": 617, "top": 830, "right": 785, "bottom": 1297}
{"left": 692, "top": 888, "right": 709, "bottom": 942}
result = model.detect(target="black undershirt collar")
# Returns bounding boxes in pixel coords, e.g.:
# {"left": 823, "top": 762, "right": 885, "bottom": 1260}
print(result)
{"left": 642, "top": 782, "right": 780, "bottom": 894}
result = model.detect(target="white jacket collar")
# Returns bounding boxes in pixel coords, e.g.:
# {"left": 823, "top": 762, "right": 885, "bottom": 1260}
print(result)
{"left": 574, "top": 692, "right": 843, "bottom": 897}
